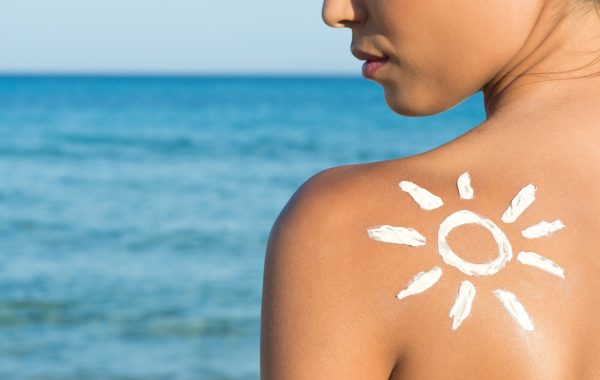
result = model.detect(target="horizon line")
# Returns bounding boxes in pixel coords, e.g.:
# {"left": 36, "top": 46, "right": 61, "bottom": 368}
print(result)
{"left": 0, "top": 71, "right": 363, "bottom": 79}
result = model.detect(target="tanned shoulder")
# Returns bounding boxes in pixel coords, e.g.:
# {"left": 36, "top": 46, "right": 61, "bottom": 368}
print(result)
{"left": 260, "top": 162, "right": 401, "bottom": 380}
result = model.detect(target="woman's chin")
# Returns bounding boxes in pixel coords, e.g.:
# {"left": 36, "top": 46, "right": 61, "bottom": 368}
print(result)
{"left": 383, "top": 88, "right": 433, "bottom": 117}
{"left": 382, "top": 84, "right": 463, "bottom": 117}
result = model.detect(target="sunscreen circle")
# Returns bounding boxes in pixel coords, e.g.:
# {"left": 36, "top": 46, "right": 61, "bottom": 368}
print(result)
{"left": 438, "top": 210, "right": 512, "bottom": 276}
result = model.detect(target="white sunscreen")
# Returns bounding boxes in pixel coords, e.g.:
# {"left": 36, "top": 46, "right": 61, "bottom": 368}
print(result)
{"left": 457, "top": 172, "right": 474, "bottom": 200}
{"left": 501, "top": 184, "right": 537, "bottom": 223}
{"left": 521, "top": 219, "right": 565, "bottom": 239}
{"left": 399, "top": 181, "right": 444, "bottom": 210}
{"left": 367, "top": 225, "right": 426, "bottom": 247}
{"left": 517, "top": 251, "right": 565, "bottom": 279}
{"left": 493, "top": 289, "right": 534, "bottom": 331}
{"left": 449, "top": 280, "right": 476, "bottom": 330}
{"left": 438, "top": 210, "right": 513, "bottom": 276}
{"left": 396, "top": 266, "right": 443, "bottom": 300}
{"left": 368, "top": 172, "right": 565, "bottom": 333}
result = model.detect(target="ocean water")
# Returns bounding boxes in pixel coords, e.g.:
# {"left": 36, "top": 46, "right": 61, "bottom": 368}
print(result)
{"left": 0, "top": 76, "right": 486, "bottom": 379}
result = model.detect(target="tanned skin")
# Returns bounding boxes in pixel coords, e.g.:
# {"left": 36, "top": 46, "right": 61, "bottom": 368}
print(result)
{"left": 261, "top": 1, "right": 600, "bottom": 378}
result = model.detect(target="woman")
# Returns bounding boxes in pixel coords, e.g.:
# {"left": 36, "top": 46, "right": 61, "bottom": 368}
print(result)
{"left": 261, "top": 0, "right": 600, "bottom": 378}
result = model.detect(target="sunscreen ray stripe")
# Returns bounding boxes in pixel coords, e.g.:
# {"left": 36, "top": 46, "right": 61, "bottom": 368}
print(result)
{"left": 493, "top": 289, "right": 534, "bottom": 331}
{"left": 456, "top": 171, "right": 474, "bottom": 200}
{"left": 501, "top": 184, "right": 537, "bottom": 223}
{"left": 521, "top": 219, "right": 565, "bottom": 239}
{"left": 367, "top": 225, "right": 426, "bottom": 247}
{"left": 449, "top": 280, "right": 476, "bottom": 330}
{"left": 399, "top": 181, "right": 444, "bottom": 210}
{"left": 397, "top": 266, "right": 443, "bottom": 300}
{"left": 516, "top": 251, "right": 565, "bottom": 279}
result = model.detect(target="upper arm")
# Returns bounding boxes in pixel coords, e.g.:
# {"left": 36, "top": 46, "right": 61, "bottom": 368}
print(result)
{"left": 260, "top": 167, "right": 398, "bottom": 379}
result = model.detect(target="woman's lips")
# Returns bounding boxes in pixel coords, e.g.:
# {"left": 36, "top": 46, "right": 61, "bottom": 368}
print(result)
{"left": 362, "top": 58, "right": 389, "bottom": 78}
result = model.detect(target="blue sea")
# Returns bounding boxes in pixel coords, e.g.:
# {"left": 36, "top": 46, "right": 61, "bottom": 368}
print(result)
{"left": 0, "top": 75, "right": 485, "bottom": 379}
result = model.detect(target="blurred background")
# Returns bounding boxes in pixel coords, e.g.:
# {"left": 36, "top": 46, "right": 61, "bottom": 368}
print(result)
{"left": 0, "top": 1, "right": 485, "bottom": 379}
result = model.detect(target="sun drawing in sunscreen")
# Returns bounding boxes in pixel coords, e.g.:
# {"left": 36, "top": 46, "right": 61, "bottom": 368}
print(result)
{"left": 367, "top": 171, "right": 566, "bottom": 331}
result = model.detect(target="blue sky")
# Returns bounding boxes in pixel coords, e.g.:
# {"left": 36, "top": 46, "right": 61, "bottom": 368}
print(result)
{"left": 0, "top": 0, "right": 359, "bottom": 74}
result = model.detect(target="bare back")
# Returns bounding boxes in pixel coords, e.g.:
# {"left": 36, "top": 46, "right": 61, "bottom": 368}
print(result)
{"left": 370, "top": 152, "right": 600, "bottom": 379}
{"left": 263, "top": 0, "right": 600, "bottom": 375}
{"left": 261, "top": 115, "right": 600, "bottom": 379}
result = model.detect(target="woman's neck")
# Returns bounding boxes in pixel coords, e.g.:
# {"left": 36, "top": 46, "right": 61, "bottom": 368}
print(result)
{"left": 482, "top": 0, "right": 600, "bottom": 120}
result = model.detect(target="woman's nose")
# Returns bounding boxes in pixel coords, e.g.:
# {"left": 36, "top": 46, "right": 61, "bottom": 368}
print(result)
{"left": 321, "top": 0, "right": 364, "bottom": 28}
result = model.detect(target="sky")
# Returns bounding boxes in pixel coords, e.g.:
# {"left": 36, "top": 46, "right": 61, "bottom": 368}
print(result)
{"left": 0, "top": 0, "right": 359, "bottom": 75}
